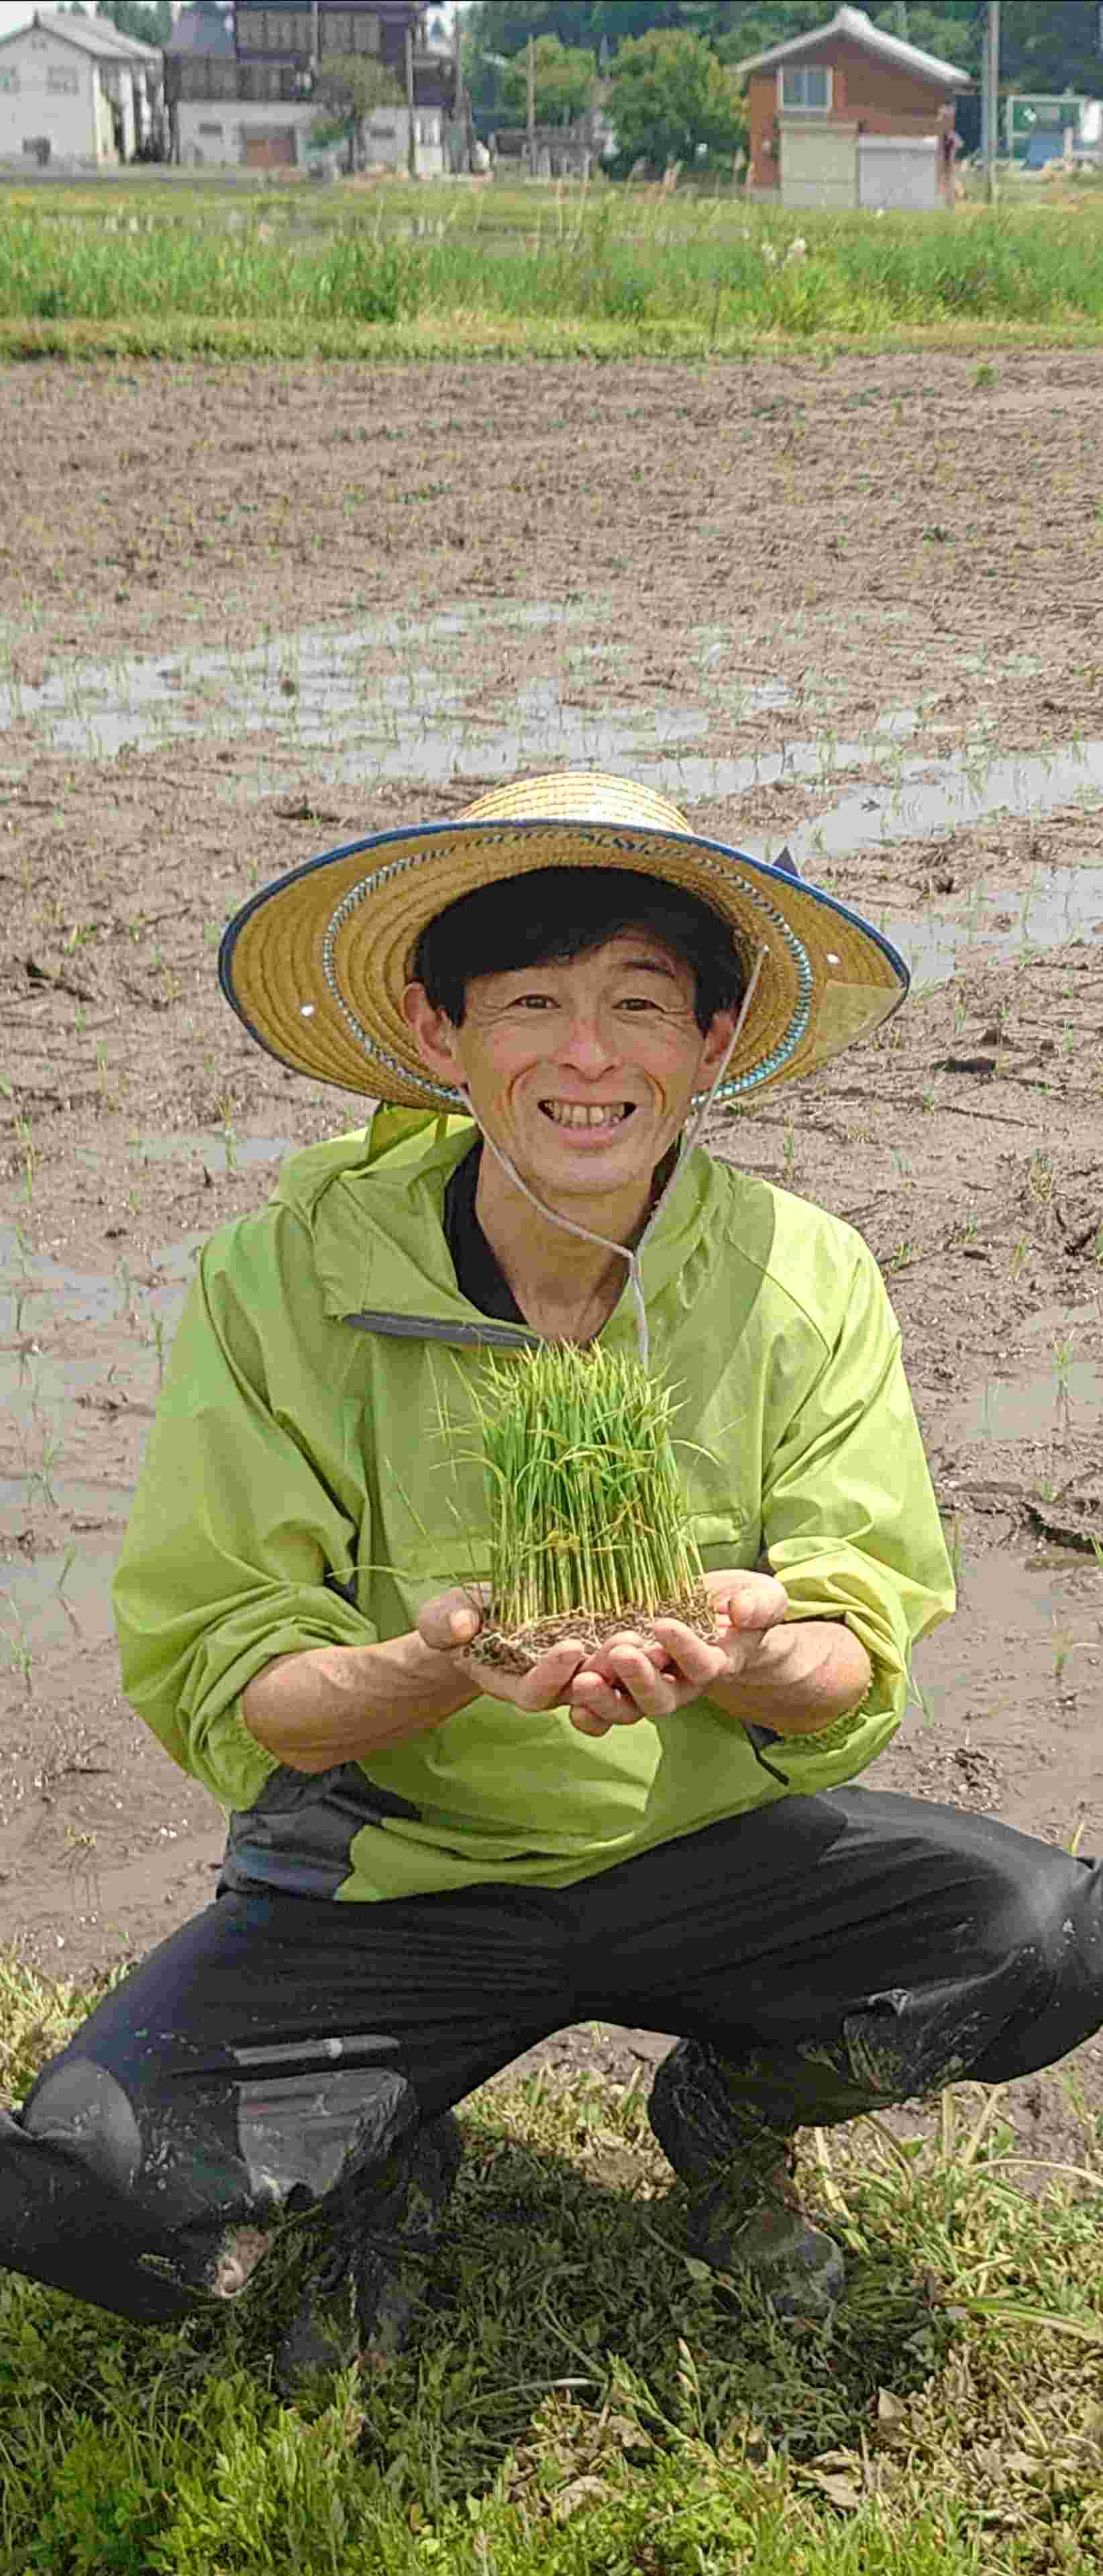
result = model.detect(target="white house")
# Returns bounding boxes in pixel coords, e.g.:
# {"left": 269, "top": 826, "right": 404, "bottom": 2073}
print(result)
{"left": 0, "top": 8, "right": 162, "bottom": 170}
{"left": 165, "top": 2, "right": 452, "bottom": 174}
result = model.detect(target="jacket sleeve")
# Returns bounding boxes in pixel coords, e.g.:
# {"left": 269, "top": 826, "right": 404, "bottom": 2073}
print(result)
{"left": 759, "top": 1232, "right": 954, "bottom": 1788}
{"left": 112, "top": 1225, "right": 375, "bottom": 1811}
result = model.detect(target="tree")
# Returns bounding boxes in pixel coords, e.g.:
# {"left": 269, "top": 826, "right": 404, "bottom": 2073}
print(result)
{"left": 715, "top": 1, "right": 980, "bottom": 71}
{"left": 96, "top": 0, "right": 174, "bottom": 42}
{"left": 1000, "top": 1, "right": 1103, "bottom": 95}
{"left": 311, "top": 54, "right": 405, "bottom": 168}
{"left": 609, "top": 26, "right": 746, "bottom": 170}
{"left": 465, "top": 4, "right": 686, "bottom": 69}
{"left": 501, "top": 33, "right": 597, "bottom": 123}
{"left": 464, "top": 2, "right": 1103, "bottom": 107}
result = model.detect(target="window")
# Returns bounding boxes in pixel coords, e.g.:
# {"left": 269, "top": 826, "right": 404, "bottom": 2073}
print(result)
{"left": 0, "top": 68, "right": 20, "bottom": 93}
{"left": 780, "top": 64, "right": 831, "bottom": 112}
{"left": 46, "top": 65, "right": 81, "bottom": 95}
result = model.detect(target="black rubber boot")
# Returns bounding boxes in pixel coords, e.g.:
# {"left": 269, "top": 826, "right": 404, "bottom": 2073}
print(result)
{"left": 274, "top": 2110, "right": 463, "bottom": 2399}
{"left": 648, "top": 2040, "right": 844, "bottom": 2324}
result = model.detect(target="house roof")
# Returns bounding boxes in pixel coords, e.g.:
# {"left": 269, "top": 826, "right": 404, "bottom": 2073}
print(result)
{"left": 0, "top": 8, "right": 162, "bottom": 64}
{"left": 164, "top": 5, "right": 235, "bottom": 61}
{"left": 734, "top": 5, "right": 971, "bottom": 92}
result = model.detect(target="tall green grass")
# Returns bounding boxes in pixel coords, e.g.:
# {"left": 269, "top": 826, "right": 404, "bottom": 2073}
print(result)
{"left": 2, "top": 184, "right": 1103, "bottom": 354}
{"left": 0, "top": 205, "right": 415, "bottom": 324}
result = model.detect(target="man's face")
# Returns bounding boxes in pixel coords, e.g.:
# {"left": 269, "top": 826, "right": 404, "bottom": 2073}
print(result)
{"left": 403, "top": 932, "right": 736, "bottom": 1216}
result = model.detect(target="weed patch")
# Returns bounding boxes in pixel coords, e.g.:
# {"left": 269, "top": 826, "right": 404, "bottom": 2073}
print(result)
{"left": 3, "top": 186, "right": 1103, "bottom": 359}
{"left": 3, "top": 1957, "right": 1103, "bottom": 2572}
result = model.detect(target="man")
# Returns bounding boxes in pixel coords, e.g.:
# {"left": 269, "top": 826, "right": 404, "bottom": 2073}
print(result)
{"left": 2, "top": 771, "right": 1100, "bottom": 2392}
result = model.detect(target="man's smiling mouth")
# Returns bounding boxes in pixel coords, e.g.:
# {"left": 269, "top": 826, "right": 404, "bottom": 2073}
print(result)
{"left": 539, "top": 1101, "right": 635, "bottom": 1129}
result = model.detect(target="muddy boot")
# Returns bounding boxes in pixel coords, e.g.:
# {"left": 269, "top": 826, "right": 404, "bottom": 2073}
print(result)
{"left": 274, "top": 2111, "right": 462, "bottom": 2400}
{"left": 648, "top": 2039, "right": 844, "bottom": 2324}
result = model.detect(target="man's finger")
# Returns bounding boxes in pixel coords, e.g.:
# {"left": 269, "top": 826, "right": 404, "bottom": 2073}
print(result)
{"left": 720, "top": 1577, "right": 788, "bottom": 1632}
{"left": 649, "top": 1620, "right": 729, "bottom": 1686}
{"left": 419, "top": 1585, "right": 488, "bottom": 1652}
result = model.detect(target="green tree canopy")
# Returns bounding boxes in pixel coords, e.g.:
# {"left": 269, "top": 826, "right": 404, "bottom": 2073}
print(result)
{"left": 466, "top": 4, "right": 685, "bottom": 56}
{"left": 464, "top": 3, "right": 1102, "bottom": 111}
{"left": 95, "top": 0, "right": 174, "bottom": 40}
{"left": 311, "top": 52, "right": 404, "bottom": 160}
{"left": 609, "top": 25, "right": 746, "bottom": 170}
{"left": 501, "top": 33, "right": 598, "bottom": 122}
{"left": 715, "top": 3, "right": 981, "bottom": 74}
{"left": 1000, "top": 0, "right": 1103, "bottom": 93}
{"left": 464, "top": 1, "right": 990, "bottom": 64}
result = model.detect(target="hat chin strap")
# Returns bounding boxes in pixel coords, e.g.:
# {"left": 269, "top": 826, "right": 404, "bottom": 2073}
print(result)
{"left": 457, "top": 948, "right": 766, "bottom": 1373}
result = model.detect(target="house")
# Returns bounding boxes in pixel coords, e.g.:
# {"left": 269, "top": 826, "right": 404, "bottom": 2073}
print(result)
{"left": 734, "top": 3, "right": 971, "bottom": 213}
{"left": 1007, "top": 95, "right": 1103, "bottom": 171}
{"left": 0, "top": 7, "right": 162, "bottom": 170}
{"left": 164, "top": 1, "right": 456, "bottom": 174}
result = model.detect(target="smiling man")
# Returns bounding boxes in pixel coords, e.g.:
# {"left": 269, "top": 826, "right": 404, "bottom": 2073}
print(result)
{"left": 3, "top": 772, "right": 1102, "bottom": 2394}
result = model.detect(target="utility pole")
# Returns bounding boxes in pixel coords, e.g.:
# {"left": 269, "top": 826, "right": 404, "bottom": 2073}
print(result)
{"left": 982, "top": 0, "right": 1000, "bottom": 203}
{"left": 527, "top": 32, "right": 535, "bottom": 178}
{"left": 453, "top": 3, "right": 469, "bottom": 172}
{"left": 405, "top": 20, "right": 417, "bottom": 180}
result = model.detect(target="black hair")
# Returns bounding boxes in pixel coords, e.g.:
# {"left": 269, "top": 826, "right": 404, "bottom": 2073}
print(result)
{"left": 411, "top": 867, "right": 746, "bottom": 1036}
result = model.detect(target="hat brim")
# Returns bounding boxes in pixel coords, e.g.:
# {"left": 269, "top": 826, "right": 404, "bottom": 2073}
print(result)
{"left": 219, "top": 818, "right": 908, "bottom": 1108}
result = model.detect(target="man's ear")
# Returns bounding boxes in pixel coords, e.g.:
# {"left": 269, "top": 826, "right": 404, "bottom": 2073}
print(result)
{"left": 402, "top": 982, "right": 466, "bottom": 1086}
{"left": 698, "top": 1006, "right": 737, "bottom": 1084}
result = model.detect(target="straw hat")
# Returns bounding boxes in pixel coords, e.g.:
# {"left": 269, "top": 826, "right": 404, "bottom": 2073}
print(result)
{"left": 219, "top": 773, "right": 908, "bottom": 1108}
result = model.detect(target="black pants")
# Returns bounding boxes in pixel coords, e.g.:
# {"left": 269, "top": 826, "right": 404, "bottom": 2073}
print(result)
{"left": 3, "top": 1788, "right": 1102, "bottom": 2327}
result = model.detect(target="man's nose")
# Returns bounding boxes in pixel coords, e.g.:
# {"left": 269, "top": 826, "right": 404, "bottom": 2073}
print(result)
{"left": 558, "top": 1013, "right": 619, "bottom": 1073}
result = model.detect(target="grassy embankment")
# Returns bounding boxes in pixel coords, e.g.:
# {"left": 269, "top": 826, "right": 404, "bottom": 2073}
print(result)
{"left": 3, "top": 1953, "right": 1103, "bottom": 2572}
{"left": 1, "top": 178, "right": 1103, "bottom": 358}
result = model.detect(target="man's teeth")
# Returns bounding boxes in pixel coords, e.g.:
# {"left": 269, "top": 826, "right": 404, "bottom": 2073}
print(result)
{"left": 541, "top": 1101, "right": 631, "bottom": 1128}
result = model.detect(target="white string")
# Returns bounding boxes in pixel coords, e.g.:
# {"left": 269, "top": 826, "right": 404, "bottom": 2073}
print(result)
{"left": 462, "top": 947, "right": 767, "bottom": 1371}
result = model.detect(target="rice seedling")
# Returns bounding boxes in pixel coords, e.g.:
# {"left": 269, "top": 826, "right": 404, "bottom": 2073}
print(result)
{"left": 466, "top": 1341, "right": 714, "bottom": 1673}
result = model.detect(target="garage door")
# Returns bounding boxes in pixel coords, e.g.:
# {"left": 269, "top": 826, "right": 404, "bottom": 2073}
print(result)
{"left": 857, "top": 136, "right": 939, "bottom": 211}
{"left": 244, "top": 129, "right": 296, "bottom": 169}
{"left": 780, "top": 119, "right": 856, "bottom": 209}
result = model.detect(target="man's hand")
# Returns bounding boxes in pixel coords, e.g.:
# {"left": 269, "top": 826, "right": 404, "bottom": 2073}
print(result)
{"left": 417, "top": 1585, "right": 594, "bottom": 1713}
{"left": 566, "top": 1570, "right": 790, "bottom": 1737}
{"left": 418, "top": 1571, "right": 868, "bottom": 1743}
{"left": 419, "top": 1572, "right": 791, "bottom": 1737}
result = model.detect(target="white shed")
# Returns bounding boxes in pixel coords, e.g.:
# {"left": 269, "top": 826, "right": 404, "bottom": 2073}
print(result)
{"left": 0, "top": 9, "right": 162, "bottom": 171}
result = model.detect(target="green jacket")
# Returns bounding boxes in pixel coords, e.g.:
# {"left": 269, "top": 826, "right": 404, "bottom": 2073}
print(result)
{"left": 113, "top": 1113, "right": 955, "bottom": 1901}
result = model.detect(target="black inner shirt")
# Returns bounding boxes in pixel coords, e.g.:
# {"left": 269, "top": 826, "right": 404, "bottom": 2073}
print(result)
{"left": 443, "top": 1142, "right": 527, "bottom": 1326}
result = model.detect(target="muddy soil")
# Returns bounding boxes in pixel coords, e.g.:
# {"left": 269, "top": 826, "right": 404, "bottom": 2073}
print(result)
{"left": 1, "top": 350, "right": 1102, "bottom": 2178}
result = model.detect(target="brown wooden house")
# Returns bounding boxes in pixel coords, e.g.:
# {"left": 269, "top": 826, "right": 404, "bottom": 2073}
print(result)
{"left": 735, "top": 3, "right": 971, "bottom": 212}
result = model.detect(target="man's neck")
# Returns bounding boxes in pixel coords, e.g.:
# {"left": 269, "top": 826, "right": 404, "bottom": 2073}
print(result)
{"left": 472, "top": 1147, "right": 653, "bottom": 1339}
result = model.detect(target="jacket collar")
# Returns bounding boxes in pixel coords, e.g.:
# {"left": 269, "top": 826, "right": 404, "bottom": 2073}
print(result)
{"left": 273, "top": 1113, "right": 724, "bottom": 1346}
